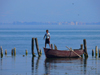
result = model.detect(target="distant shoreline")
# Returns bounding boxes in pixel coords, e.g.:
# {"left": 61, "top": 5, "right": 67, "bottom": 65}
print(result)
{"left": 0, "top": 21, "right": 100, "bottom": 25}
{"left": 0, "top": 24, "right": 100, "bottom": 30}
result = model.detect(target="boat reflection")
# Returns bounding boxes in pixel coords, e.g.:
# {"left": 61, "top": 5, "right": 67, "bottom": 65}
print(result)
{"left": 45, "top": 58, "right": 83, "bottom": 63}
{"left": 44, "top": 58, "right": 87, "bottom": 75}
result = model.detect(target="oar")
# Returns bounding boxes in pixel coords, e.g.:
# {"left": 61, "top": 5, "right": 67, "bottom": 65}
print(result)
{"left": 66, "top": 46, "right": 81, "bottom": 58}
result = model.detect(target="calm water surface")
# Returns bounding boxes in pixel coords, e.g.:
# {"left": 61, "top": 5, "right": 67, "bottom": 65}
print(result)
{"left": 0, "top": 25, "right": 100, "bottom": 75}
{"left": 0, "top": 55, "right": 100, "bottom": 75}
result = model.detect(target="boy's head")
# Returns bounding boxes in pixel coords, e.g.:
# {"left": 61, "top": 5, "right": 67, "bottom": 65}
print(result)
{"left": 46, "top": 30, "right": 49, "bottom": 33}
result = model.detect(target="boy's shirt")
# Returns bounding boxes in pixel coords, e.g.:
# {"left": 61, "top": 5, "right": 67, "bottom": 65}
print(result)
{"left": 45, "top": 33, "right": 50, "bottom": 39}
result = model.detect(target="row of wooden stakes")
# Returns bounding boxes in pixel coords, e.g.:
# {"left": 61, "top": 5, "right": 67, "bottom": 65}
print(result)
{"left": 0, "top": 38, "right": 43, "bottom": 58}
{"left": 0, "top": 46, "right": 28, "bottom": 58}
{"left": 92, "top": 46, "right": 100, "bottom": 57}
{"left": 0, "top": 46, "right": 17, "bottom": 57}
{"left": 1, "top": 38, "right": 99, "bottom": 58}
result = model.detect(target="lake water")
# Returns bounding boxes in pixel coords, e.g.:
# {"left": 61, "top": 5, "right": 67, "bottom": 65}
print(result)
{"left": 0, "top": 25, "right": 100, "bottom": 75}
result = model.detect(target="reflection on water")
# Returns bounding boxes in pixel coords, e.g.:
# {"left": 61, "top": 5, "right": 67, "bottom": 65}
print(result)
{"left": 0, "top": 55, "right": 100, "bottom": 75}
{"left": 31, "top": 56, "right": 42, "bottom": 75}
{"left": 83, "top": 58, "right": 87, "bottom": 75}
{"left": 32, "top": 57, "right": 34, "bottom": 75}
{"left": 44, "top": 57, "right": 100, "bottom": 75}
{"left": 36, "top": 56, "right": 41, "bottom": 69}
{"left": 0, "top": 58, "right": 3, "bottom": 70}
{"left": 44, "top": 58, "right": 85, "bottom": 75}
{"left": 45, "top": 58, "right": 83, "bottom": 63}
{"left": 31, "top": 56, "right": 100, "bottom": 75}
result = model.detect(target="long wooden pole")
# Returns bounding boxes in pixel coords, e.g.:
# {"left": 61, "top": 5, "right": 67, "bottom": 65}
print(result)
{"left": 35, "top": 38, "right": 40, "bottom": 56}
{"left": 32, "top": 38, "right": 35, "bottom": 56}
{"left": 83, "top": 39, "right": 88, "bottom": 58}
{"left": 66, "top": 46, "right": 81, "bottom": 58}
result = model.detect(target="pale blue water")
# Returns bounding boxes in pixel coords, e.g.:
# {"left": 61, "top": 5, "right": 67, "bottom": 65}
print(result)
{"left": 0, "top": 25, "right": 100, "bottom": 75}
{"left": 0, "top": 25, "right": 100, "bottom": 55}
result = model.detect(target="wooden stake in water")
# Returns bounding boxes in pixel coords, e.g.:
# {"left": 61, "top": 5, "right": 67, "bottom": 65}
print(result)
{"left": 95, "top": 46, "right": 98, "bottom": 56}
{"left": 99, "top": 49, "right": 100, "bottom": 57}
{"left": 0, "top": 46, "right": 3, "bottom": 57}
{"left": 5, "top": 49, "right": 7, "bottom": 55}
{"left": 92, "top": 49, "right": 94, "bottom": 56}
{"left": 83, "top": 39, "right": 88, "bottom": 58}
{"left": 35, "top": 38, "right": 40, "bottom": 56}
{"left": 80, "top": 44, "right": 83, "bottom": 50}
{"left": 32, "top": 38, "right": 35, "bottom": 56}
{"left": 14, "top": 47, "right": 16, "bottom": 56}
{"left": 11, "top": 49, "right": 13, "bottom": 55}
{"left": 51, "top": 44, "right": 53, "bottom": 49}
{"left": 80, "top": 44, "right": 83, "bottom": 57}
{"left": 39, "top": 49, "right": 42, "bottom": 56}
{"left": 25, "top": 50, "right": 28, "bottom": 55}
{"left": 54, "top": 44, "right": 57, "bottom": 50}
{"left": 40, "top": 49, "right": 42, "bottom": 54}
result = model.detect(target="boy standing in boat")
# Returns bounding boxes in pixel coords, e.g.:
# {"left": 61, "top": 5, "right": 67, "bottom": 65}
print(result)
{"left": 43, "top": 30, "right": 51, "bottom": 48}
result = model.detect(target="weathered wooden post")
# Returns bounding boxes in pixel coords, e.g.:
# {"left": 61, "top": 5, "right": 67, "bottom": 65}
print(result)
{"left": 35, "top": 38, "right": 40, "bottom": 56}
{"left": 39, "top": 49, "right": 42, "bottom": 56}
{"left": 32, "top": 38, "right": 35, "bottom": 56}
{"left": 25, "top": 50, "right": 28, "bottom": 55}
{"left": 11, "top": 49, "right": 13, "bottom": 55}
{"left": 5, "top": 49, "right": 7, "bottom": 55}
{"left": 54, "top": 44, "right": 57, "bottom": 50}
{"left": 83, "top": 39, "right": 88, "bottom": 58}
{"left": 80, "top": 44, "right": 83, "bottom": 50}
{"left": 92, "top": 49, "right": 94, "bottom": 56}
{"left": 51, "top": 44, "right": 53, "bottom": 49}
{"left": 80, "top": 44, "right": 83, "bottom": 57}
{"left": 0, "top": 46, "right": 3, "bottom": 57}
{"left": 95, "top": 46, "right": 98, "bottom": 57}
{"left": 14, "top": 47, "right": 16, "bottom": 56}
{"left": 99, "top": 49, "right": 100, "bottom": 57}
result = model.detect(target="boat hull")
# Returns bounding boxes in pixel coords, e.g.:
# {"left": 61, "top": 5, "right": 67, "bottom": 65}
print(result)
{"left": 44, "top": 48, "right": 84, "bottom": 58}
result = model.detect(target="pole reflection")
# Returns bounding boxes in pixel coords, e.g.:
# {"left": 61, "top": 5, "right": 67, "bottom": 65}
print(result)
{"left": 31, "top": 57, "right": 34, "bottom": 75}
{"left": 36, "top": 56, "right": 41, "bottom": 70}
{"left": 31, "top": 56, "right": 41, "bottom": 75}
{"left": 0, "top": 58, "right": 3, "bottom": 70}
{"left": 83, "top": 57, "right": 88, "bottom": 75}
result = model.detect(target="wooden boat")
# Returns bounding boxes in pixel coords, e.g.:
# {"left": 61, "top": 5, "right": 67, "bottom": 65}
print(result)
{"left": 44, "top": 48, "right": 84, "bottom": 58}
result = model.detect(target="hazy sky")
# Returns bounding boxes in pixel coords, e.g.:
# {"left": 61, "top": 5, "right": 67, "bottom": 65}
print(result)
{"left": 0, "top": 0, "right": 100, "bottom": 23}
